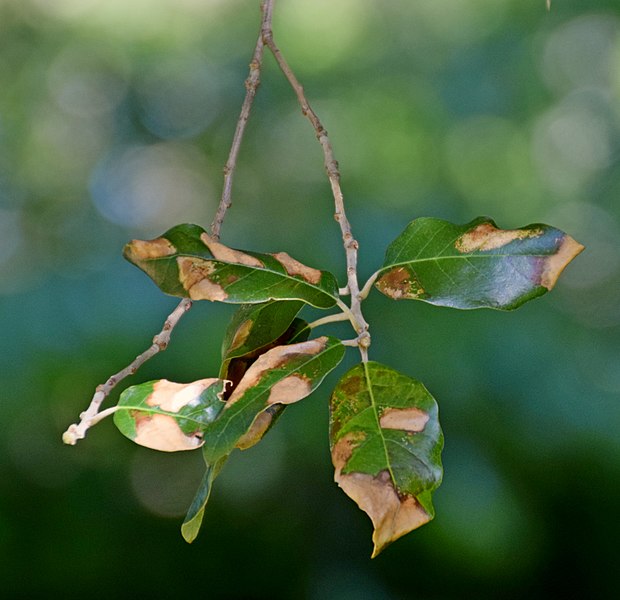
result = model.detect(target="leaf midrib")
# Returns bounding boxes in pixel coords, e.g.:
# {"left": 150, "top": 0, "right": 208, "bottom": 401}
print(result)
{"left": 362, "top": 362, "right": 396, "bottom": 486}
{"left": 147, "top": 252, "right": 340, "bottom": 305}
{"left": 117, "top": 405, "right": 214, "bottom": 429}
{"left": 381, "top": 251, "right": 553, "bottom": 272}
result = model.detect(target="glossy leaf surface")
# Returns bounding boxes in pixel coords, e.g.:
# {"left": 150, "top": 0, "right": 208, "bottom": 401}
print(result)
{"left": 203, "top": 336, "right": 345, "bottom": 463}
{"left": 219, "top": 302, "right": 310, "bottom": 448}
{"left": 220, "top": 300, "right": 304, "bottom": 380}
{"left": 124, "top": 224, "right": 339, "bottom": 309}
{"left": 374, "top": 217, "right": 584, "bottom": 310}
{"left": 330, "top": 362, "right": 443, "bottom": 557}
{"left": 113, "top": 378, "right": 226, "bottom": 452}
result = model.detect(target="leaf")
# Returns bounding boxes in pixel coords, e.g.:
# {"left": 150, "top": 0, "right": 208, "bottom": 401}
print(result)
{"left": 374, "top": 217, "right": 584, "bottom": 310}
{"left": 124, "top": 224, "right": 339, "bottom": 309}
{"left": 219, "top": 302, "right": 311, "bottom": 450}
{"left": 330, "top": 362, "right": 443, "bottom": 558}
{"left": 219, "top": 300, "right": 305, "bottom": 380}
{"left": 202, "top": 336, "right": 345, "bottom": 464}
{"left": 113, "top": 378, "right": 227, "bottom": 452}
{"left": 181, "top": 456, "right": 227, "bottom": 543}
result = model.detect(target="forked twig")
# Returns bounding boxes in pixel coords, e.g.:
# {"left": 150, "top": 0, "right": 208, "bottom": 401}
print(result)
{"left": 63, "top": 4, "right": 273, "bottom": 444}
{"left": 260, "top": 1, "right": 370, "bottom": 359}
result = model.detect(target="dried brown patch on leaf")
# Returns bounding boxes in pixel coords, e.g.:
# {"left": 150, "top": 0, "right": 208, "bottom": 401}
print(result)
{"left": 379, "top": 407, "right": 429, "bottom": 432}
{"left": 125, "top": 237, "right": 177, "bottom": 261}
{"left": 229, "top": 319, "right": 253, "bottom": 352}
{"left": 540, "top": 234, "right": 584, "bottom": 290}
{"left": 235, "top": 410, "right": 273, "bottom": 450}
{"left": 455, "top": 222, "right": 543, "bottom": 253}
{"left": 177, "top": 257, "right": 228, "bottom": 301}
{"left": 376, "top": 267, "right": 424, "bottom": 300}
{"left": 332, "top": 435, "right": 430, "bottom": 558}
{"left": 340, "top": 375, "right": 362, "bottom": 397}
{"left": 226, "top": 337, "right": 329, "bottom": 407}
{"left": 132, "top": 379, "right": 224, "bottom": 452}
{"left": 266, "top": 375, "right": 312, "bottom": 405}
{"left": 149, "top": 379, "right": 222, "bottom": 412}
{"left": 271, "top": 251, "right": 322, "bottom": 284}
{"left": 201, "top": 232, "right": 263, "bottom": 268}
{"left": 134, "top": 414, "right": 203, "bottom": 452}
{"left": 331, "top": 430, "right": 366, "bottom": 465}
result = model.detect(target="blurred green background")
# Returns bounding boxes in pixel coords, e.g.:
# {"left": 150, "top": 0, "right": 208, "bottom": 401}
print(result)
{"left": 1, "top": 0, "right": 619, "bottom": 597}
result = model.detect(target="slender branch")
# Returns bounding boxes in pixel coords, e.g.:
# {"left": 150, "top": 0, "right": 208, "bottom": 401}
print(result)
{"left": 261, "top": 2, "right": 370, "bottom": 359}
{"left": 64, "top": 4, "right": 275, "bottom": 445}
{"left": 210, "top": 1, "right": 271, "bottom": 240}
{"left": 62, "top": 298, "right": 192, "bottom": 444}
{"left": 308, "top": 311, "right": 350, "bottom": 330}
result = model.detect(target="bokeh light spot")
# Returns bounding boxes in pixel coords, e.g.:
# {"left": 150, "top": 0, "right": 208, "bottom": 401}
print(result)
{"left": 445, "top": 115, "right": 543, "bottom": 222}
{"left": 137, "top": 56, "right": 222, "bottom": 140}
{"left": 130, "top": 448, "right": 204, "bottom": 518}
{"left": 90, "top": 142, "right": 214, "bottom": 229}
{"left": 541, "top": 14, "right": 620, "bottom": 96}
{"left": 277, "top": 0, "right": 369, "bottom": 72}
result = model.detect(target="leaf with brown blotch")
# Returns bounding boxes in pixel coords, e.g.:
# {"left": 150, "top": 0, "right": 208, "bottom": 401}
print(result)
{"left": 330, "top": 362, "right": 443, "bottom": 557}
{"left": 123, "top": 224, "right": 339, "bottom": 309}
{"left": 374, "top": 217, "right": 584, "bottom": 310}
{"left": 219, "top": 301, "right": 311, "bottom": 449}
{"left": 202, "top": 336, "right": 345, "bottom": 464}
{"left": 219, "top": 300, "right": 305, "bottom": 382}
{"left": 113, "top": 378, "right": 227, "bottom": 452}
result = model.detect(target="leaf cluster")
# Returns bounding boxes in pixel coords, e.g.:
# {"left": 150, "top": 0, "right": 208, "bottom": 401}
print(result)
{"left": 109, "top": 217, "right": 582, "bottom": 556}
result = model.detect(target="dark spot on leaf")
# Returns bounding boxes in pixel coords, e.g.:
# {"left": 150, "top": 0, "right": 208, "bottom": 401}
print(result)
{"left": 340, "top": 375, "right": 362, "bottom": 397}
{"left": 376, "top": 267, "right": 425, "bottom": 300}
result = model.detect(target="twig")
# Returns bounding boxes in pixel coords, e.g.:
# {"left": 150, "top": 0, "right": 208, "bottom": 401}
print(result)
{"left": 210, "top": 1, "right": 271, "bottom": 240}
{"left": 64, "top": 4, "right": 273, "bottom": 445}
{"left": 261, "top": 1, "right": 370, "bottom": 361}
{"left": 62, "top": 298, "right": 192, "bottom": 445}
{"left": 359, "top": 270, "right": 380, "bottom": 301}
{"left": 308, "top": 311, "right": 350, "bottom": 330}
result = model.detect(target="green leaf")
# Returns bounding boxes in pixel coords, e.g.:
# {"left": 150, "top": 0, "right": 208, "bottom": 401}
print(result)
{"left": 330, "top": 362, "right": 443, "bottom": 558}
{"left": 219, "top": 300, "right": 305, "bottom": 379}
{"left": 113, "top": 378, "right": 227, "bottom": 452}
{"left": 181, "top": 456, "right": 227, "bottom": 543}
{"left": 203, "top": 336, "right": 345, "bottom": 464}
{"left": 219, "top": 302, "right": 311, "bottom": 450}
{"left": 124, "top": 224, "right": 339, "bottom": 309}
{"left": 374, "top": 217, "right": 584, "bottom": 310}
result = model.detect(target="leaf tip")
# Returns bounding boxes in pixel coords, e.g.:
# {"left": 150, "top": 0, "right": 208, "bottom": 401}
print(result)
{"left": 540, "top": 234, "right": 584, "bottom": 290}
{"left": 181, "top": 520, "right": 200, "bottom": 544}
